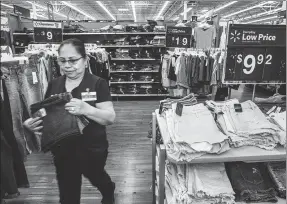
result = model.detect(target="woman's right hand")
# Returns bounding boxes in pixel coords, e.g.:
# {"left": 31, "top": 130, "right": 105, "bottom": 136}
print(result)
{"left": 23, "top": 117, "right": 43, "bottom": 133}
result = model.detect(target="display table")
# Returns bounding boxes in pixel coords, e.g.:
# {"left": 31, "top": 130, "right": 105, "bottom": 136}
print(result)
{"left": 152, "top": 110, "right": 286, "bottom": 204}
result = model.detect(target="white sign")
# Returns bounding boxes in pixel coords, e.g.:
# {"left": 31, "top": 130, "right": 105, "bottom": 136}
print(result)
{"left": 1, "top": 46, "right": 13, "bottom": 61}
{"left": 33, "top": 21, "right": 62, "bottom": 29}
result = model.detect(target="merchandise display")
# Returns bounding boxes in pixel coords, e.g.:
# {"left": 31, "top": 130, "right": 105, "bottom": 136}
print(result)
{"left": 1, "top": 1, "right": 286, "bottom": 204}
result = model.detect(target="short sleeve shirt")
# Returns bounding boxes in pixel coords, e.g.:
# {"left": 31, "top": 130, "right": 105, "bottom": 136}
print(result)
{"left": 45, "top": 71, "right": 111, "bottom": 152}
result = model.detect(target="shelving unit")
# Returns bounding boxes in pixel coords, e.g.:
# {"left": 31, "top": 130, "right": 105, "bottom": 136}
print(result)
{"left": 13, "top": 31, "right": 167, "bottom": 98}
{"left": 152, "top": 110, "right": 286, "bottom": 204}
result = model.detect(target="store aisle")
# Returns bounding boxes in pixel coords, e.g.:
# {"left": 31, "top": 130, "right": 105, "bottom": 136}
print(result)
{"left": 5, "top": 101, "right": 159, "bottom": 204}
{"left": 4, "top": 86, "right": 274, "bottom": 204}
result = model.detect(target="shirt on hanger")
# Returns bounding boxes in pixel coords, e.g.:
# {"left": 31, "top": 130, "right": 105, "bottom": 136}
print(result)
{"left": 194, "top": 26, "right": 216, "bottom": 49}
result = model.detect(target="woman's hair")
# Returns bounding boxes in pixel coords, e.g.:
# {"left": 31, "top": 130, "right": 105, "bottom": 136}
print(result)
{"left": 58, "top": 38, "right": 86, "bottom": 57}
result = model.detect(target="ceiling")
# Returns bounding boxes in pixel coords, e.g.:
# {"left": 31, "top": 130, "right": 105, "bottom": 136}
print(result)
{"left": 1, "top": 1, "right": 285, "bottom": 24}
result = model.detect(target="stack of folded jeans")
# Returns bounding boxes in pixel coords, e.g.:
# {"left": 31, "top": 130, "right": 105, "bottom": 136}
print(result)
{"left": 269, "top": 111, "right": 286, "bottom": 132}
{"left": 186, "top": 163, "right": 235, "bottom": 204}
{"left": 165, "top": 162, "right": 235, "bottom": 204}
{"left": 115, "top": 49, "right": 130, "bottom": 58}
{"left": 152, "top": 36, "right": 166, "bottom": 45}
{"left": 225, "top": 162, "right": 278, "bottom": 203}
{"left": 205, "top": 99, "right": 285, "bottom": 150}
{"left": 266, "top": 161, "right": 286, "bottom": 198}
{"left": 30, "top": 93, "right": 88, "bottom": 152}
{"left": 114, "top": 37, "right": 129, "bottom": 45}
{"left": 160, "top": 95, "right": 230, "bottom": 162}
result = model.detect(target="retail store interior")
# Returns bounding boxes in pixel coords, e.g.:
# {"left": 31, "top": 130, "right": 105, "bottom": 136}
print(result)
{"left": 0, "top": 0, "right": 286, "bottom": 204}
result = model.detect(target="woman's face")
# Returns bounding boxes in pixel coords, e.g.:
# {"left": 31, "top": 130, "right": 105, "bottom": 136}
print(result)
{"left": 58, "top": 44, "right": 86, "bottom": 80}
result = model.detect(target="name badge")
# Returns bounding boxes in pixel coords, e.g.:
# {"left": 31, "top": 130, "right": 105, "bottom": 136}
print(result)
{"left": 81, "top": 91, "right": 97, "bottom": 101}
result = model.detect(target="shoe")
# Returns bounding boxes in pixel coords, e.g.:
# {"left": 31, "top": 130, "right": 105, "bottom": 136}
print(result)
{"left": 101, "top": 182, "right": 115, "bottom": 204}
{"left": 4, "top": 191, "right": 20, "bottom": 199}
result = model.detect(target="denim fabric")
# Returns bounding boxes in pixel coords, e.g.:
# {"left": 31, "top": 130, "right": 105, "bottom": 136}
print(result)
{"left": 267, "top": 162, "right": 286, "bottom": 198}
{"left": 205, "top": 100, "right": 285, "bottom": 150}
{"left": 269, "top": 111, "right": 286, "bottom": 131}
{"left": 176, "top": 55, "right": 189, "bottom": 89}
{"left": 1, "top": 60, "right": 42, "bottom": 159}
{"left": 162, "top": 102, "right": 230, "bottom": 162}
{"left": 165, "top": 162, "right": 235, "bottom": 204}
{"left": 30, "top": 93, "right": 81, "bottom": 152}
{"left": 187, "top": 163, "right": 235, "bottom": 204}
{"left": 162, "top": 55, "right": 176, "bottom": 88}
{"left": 225, "top": 162, "right": 278, "bottom": 203}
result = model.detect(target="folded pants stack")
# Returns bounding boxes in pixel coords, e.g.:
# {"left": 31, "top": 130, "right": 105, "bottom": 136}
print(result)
{"left": 162, "top": 99, "right": 230, "bottom": 162}
{"left": 30, "top": 93, "right": 88, "bottom": 152}
{"left": 269, "top": 111, "right": 286, "bottom": 132}
{"left": 225, "top": 162, "right": 278, "bottom": 203}
{"left": 165, "top": 162, "right": 235, "bottom": 204}
{"left": 266, "top": 161, "right": 286, "bottom": 199}
{"left": 205, "top": 99, "right": 285, "bottom": 150}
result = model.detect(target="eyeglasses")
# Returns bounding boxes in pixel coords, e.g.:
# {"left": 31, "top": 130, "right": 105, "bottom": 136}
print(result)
{"left": 57, "top": 56, "right": 84, "bottom": 66}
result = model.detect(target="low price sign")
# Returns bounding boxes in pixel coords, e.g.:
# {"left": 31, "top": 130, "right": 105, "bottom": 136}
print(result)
{"left": 223, "top": 24, "right": 286, "bottom": 84}
{"left": 166, "top": 26, "right": 192, "bottom": 48}
{"left": 33, "top": 20, "right": 63, "bottom": 43}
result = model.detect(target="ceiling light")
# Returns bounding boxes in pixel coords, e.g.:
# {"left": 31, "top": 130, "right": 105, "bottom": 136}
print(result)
{"left": 173, "top": 16, "right": 179, "bottom": 21}
{"left": 155, "top": 1, "right": 169, "bottom": 20}
{"left": 223, "top": 1, "right": 276, "bottom": 19}
{"left": 96, "top": 1, "right": 116, "bottom": 21}
{"left": 244, "top": 15, "right": 277, "bottom": 24}
{"left": 200, "top": 9, "right": 209, "bottom": 13}
{"left": 180, "top": 7, "right": 192, "bottom": 16}
{"left": 239, "top": 7, "right": 282, "bottom": 21}
{"left": 26, "top": 1, "right": 75, "bottom": 20}
{"left": 131, "top": 1, "right": 136, "bottom": 22}
{"left": 118, "top": 8, "right": 129, "bottom": 11}
{"left": 199, "top": 1, "right": 237, "bottom": 20}
{"left": 1, "top": 3, "right": 13, "bottom": 9}
{"left": 61, "top": 1, "right": 95, "bottom": 20}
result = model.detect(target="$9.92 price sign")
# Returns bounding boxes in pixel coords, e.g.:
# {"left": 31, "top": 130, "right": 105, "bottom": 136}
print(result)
{"left": 166, "top": 26, "right": 192, "bottom": 48}
{"left": 224, "top": 24, "right": 286, "bottom": 84}
{"left": 33, "top": 20, "right": 63, "bottom": 43}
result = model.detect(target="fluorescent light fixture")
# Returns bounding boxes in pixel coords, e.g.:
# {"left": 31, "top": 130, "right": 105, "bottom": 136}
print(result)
{"left": 61, "top": 1, "right": 95, "bottom": 20}
{"left": 96, "top": 1, "right": 116, "bottom": 21}
{"left": 180, "top": 7, "right": 192, "bottom": 16}
{"left": 26, "top": 1, "right": 75, "bottom": 20}
{"left": 200, "top": 9, "right": 209, "bottom": 13}
{"left": 199, "top": 1, "right": 237, "bottom": 20}
{"left": 173, "top": 16, "right": 179, "bottom": 21}
{"left": 155, "top": 1, "right": 169, "bottom": 20}
{"left": 244, "top": 15, "right": 277, "bottom": 24}
{"left": 1, "top": 3, "right": 13, "bottom": 9}
{"left": 118, "top": 8, "right": 129, "bottom": 11}
{"left": 239, "top": 7, "right": 282, "bottom": 21}
{"left": 223, "top": 1, "right": 275, "bottom": 19}
{"left": 131, "top": 1, "right": 136, "bottom": 22}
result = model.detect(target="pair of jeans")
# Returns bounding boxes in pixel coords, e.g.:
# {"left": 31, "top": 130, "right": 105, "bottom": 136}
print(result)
{"left": 186, "top": 163, "right": 235, "bottom": 204}
{"left": 30, "top": 93, "right": 81, "bottom": 152}
{"left": 225, "top": 162, "right": 277, "bottom": 203}
{"left": 266, "top": 162, "right": 286, "bottom": 198}
{"left": 51, "top": 144, "right": 114, "bottom": 204}
{"left": 1, "top": 60, "right": 42, "bottom": 159}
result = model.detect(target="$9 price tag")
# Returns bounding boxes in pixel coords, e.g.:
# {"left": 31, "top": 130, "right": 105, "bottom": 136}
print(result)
{"left": 236, "top": 53, "right": 272, "bottom": 75}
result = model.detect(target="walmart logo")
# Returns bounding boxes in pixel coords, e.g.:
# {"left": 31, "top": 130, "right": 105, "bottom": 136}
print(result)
{"left": 230, "top": 30, "right": 241, "bottom": 42}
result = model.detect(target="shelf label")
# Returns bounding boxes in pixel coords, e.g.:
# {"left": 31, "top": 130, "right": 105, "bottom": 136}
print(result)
{"left": 166, "top": 26, "right": 192, "bottom": 48}
{"left": 223, "top": 24, "right": 286, "bottom": 84}
{"left": 33, "top": 20, "right": 63, "bottom": 43}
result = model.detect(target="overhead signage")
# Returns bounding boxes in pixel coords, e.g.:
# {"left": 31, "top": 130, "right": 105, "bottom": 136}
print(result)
{"left": 223, "top": 24, "right": 286, "bottom": 84}
{"left": 13, "top": 5, "right": 31, "bottom": 18}
{"left": 33, "top": 20, "right": 63, "bottom": 43}
{"left": 166, "top": 26, "right": 192, "bottom": 48}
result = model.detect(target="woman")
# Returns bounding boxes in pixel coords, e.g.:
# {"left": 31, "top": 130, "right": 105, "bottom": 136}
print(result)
{"left": 24, "top": 38, "right": 116, "bottom": 204}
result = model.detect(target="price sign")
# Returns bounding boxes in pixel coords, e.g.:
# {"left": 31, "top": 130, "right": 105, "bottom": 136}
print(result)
{"left": 33, "top": 21, "right": 62, "bottom": 43}
{"left": 166, "top": 26, "right": 192, "bottom": 48}
{"left": 223, "top": 24, "right": 286, "bottom": 84}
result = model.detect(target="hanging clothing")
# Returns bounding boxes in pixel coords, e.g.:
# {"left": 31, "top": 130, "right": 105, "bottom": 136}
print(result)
{"left": 194, "top": 26, "right": 217, "bottom": 49}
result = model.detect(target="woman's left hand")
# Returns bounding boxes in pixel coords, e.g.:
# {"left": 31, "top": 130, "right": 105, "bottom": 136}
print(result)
{"left": 65, "top": 98, "right": 90, "bottom": 116}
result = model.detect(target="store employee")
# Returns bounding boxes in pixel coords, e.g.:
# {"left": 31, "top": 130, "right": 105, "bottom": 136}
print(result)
{"left": 23, "top": 38, "right": 116, "bottom": 204}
